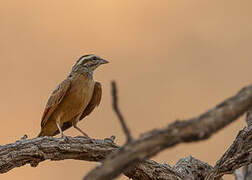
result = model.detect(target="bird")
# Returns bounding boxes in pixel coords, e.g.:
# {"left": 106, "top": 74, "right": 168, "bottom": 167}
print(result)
{"left": 38, "top": 54, "right": 109, "bottom": 138}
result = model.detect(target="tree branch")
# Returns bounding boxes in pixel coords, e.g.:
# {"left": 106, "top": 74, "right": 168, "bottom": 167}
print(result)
{"left": 206, "top": 126, "right": 252, "bottom": 179}
{"left": 0, "top": 135, "right": 214, "bottom": 180}
{"left": 111, "top": 81, "right": 133, "bottom": 143}
{"left": 206, "top": 104, "right": 252, "bottom": 180}
{"left": 206, "top": 107, "right": 252, "bottom": 180}
{"left": 243, "top": 164, "right": 252, "bottom": 180}
{"left": 234, "top": 169, "right": 244, "bottom": 180}
{"left": 246, "top": 108, "right": 252, "bottom": 127}
{"left": 84, "top": 84, "right": 252, "bottom": 180}
{"left": 234, "top": 165, "right": 252, "bottom": 180}
{"left": 0, "top": 136, "right": 118, "bottom": 174}
{"left": 1, "top": 84, "right": 252, "bottom": 180}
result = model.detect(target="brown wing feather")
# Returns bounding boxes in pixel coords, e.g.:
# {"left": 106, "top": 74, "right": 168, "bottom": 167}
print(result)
{"left": 52, "top": 81, "right": 102, "bottom": 135}
{"left": 40, "top": 79, "right": 71, "bottom": 128}
{"left": 79, "top": 81, "right": 102, "bottom": 120}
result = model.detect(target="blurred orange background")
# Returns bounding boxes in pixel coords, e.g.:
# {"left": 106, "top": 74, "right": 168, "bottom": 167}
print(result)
{"left": 0, "top": 0, "right": 251, "bottom": 179}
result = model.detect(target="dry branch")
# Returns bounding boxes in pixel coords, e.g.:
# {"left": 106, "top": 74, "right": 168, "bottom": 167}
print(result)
{"left": 206, "top": 107, "right": 252, "bottom": 180}
{"left": 206, "top": 126, "right": 252, "bottom": 179}
{"left": 243, "top": 164, "right": 252, "bottom": 180}
{"left": 234, "top": 165, "right": 252, "bottom": 180}
{"left": 0, "top": 135, "right": 213, "bottom": 180}
{"left": 0, "top": 136, "right": 118, "bottom": 174}
{"left": 111, "top": 81, "right": 132, "bottom": 143}
{"left": 84, "top": 84, "right": 252, "bottom": 180}
{"left": 1, "top": 83, "right": 252, "bottom": 180}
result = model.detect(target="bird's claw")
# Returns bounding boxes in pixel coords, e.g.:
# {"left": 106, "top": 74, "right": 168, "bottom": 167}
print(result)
{"left": 89, "top": 138, "right": 95, "bottom": 143}
{"left": 82, "top": 135, "right": 95, "bottom": 143}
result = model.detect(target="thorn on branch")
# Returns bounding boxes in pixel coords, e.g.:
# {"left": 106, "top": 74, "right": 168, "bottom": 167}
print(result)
{"left": 20, "top": 134, "right": 28, "bottom": 140}
{"left": 15, "top": 134, "right": 28, "bottom": 143}
{"left": 104, "top": 135, "right": 116, "bottom": 143}
{"left": 111, "top": 81, "right": 133, "bottom": 143}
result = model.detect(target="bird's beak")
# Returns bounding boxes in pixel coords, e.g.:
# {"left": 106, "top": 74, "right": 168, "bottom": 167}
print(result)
{"left": 100, "top": 59, "right": 109, "bottom": 64}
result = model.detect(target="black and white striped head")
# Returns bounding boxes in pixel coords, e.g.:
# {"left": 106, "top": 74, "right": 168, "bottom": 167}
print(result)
{"left": 71, "top": 54, "right": 109, "bottom": 74}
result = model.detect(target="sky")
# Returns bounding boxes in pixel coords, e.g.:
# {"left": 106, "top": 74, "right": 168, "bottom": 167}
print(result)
{"left": 0, "top": 0, "right": 252, "bottom": 179}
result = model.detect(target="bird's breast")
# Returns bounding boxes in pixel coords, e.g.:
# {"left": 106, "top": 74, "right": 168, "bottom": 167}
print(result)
{"left": 68, "top": 74, "right": 95, "bottom": 107}
{"left": 56, "top": 73, "right": 95, "bottom": 122}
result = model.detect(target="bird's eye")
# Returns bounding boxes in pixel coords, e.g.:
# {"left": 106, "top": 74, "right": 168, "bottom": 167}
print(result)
{"left": 93, "top": 56, "right": 97, "bottom": 60}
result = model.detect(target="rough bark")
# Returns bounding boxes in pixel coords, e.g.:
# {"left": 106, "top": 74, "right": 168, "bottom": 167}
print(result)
{"left": 0, "top": 136, "right": 118, "bottom": 174}
{"left": 234, "top": 165, "right": 252, "bottom": 180}
{"left": 84, "top": 84, "right": 252, "bottom": 180}
{"left": 206, "top": 126, "right": 252, "bottom": 179}
{"left": 206, "top": 108, "right": 252, "bottom": 180}
{"left": 1, "top": 84, "right": 252, "bottom": 180}
{"left": 0, "top": 135, "right": 214, "bottom": 180}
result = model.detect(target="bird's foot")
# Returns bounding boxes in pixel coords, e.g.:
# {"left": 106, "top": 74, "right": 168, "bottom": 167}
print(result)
{"left": 79, "top": 131, "right": 90, "bottom": 138}
{"left": 82, "top": 134, "right": 95, "bottom": 143}
{"left": 88, "top": 137, "right": 95, "bottom": 144}
{"left": 77, "top": 131, "right": 95, "bottom": 143}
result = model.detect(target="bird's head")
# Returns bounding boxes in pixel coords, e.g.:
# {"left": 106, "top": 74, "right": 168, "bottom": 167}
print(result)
{"left": 71, "top": 54, "right": 109, "bottom": 75}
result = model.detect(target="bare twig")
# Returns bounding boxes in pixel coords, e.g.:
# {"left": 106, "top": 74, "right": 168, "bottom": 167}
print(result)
{"left": 84, "top": 84, "right": 252, "bottom": 180}
{"left": 111, "top": 81, "right": 133, "bottom": 143}
{"left": 232, "top": 109, "right": 252, "bottom": 180}
{"left": 241, "top": 110, "right": 252, "bottom": 180}
{"left": 206, "top": 108, "right": 252, "bottom": 180}
{"left": 205, "top": 126, "right": 252, "bottom": 179}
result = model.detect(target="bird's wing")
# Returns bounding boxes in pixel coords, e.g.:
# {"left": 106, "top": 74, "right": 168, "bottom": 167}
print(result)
{"left": 53, "top": 81, "right": 102, "bottom": 135}
{"left": 79, "top": 81, "right": 102, "bottom": 120}
{"left": 40, "top": 79, "right": 71, "bottom": 128}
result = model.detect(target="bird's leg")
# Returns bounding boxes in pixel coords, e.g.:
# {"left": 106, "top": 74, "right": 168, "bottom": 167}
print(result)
{"left": 56, "top": 121, "right": 71, "bottom": 142}
{"left": 56, "top": 120, "right": 65, "bottom": 138}
{"left": 73, "top": 123, "right": 89, "bottom": 138}
{"left": 73, "top": 123, "right": 94, "bottom": 143}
